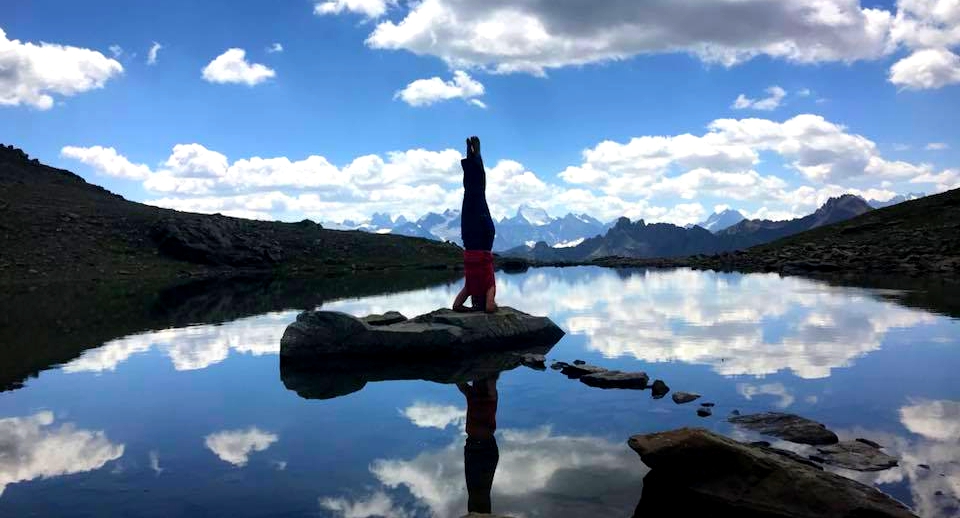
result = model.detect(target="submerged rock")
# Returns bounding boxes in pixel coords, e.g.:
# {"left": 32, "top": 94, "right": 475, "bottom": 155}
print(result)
{"left": 628, "top": 428, "right": 915, "bottom": 518}
{"left": 816, "top": 441, "right": 898, "bottom": 472}
{"left": 549, "top": 361, "right": 569, "bottom": 371}
{"left": 579, "top": 370, "right": 649, "bottom": 389}
{"left": 729, "top": 412, "right": 839, "bottom": 445}
{"left": 280, "top": 306, "right": 564, "bottom": 360}
{"left": 650, "top": 379, "right": 669, "bottom": 399}
{"left": 361, "top": 311, "right": 407, "bottom": 326}
{"left": 518, "top": 353, "right": 547, "bottom": 370}
{"left": 560, "top": 363, "right": 607, "bottom": 379}
{"left": 672, "top": 391, "right": 701, "bottom": 404}
{"left": 697, "top": 408, "right": 712, "bottom": 417}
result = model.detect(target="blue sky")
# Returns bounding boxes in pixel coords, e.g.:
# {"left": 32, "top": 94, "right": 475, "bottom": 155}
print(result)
{"left": 3, "top": 0, "right": 959, "bottom": 224}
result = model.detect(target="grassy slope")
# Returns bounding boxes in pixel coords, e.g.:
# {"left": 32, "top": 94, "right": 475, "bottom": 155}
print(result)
{"left": 0, "top": 146, "right": 462, "bottom": 285}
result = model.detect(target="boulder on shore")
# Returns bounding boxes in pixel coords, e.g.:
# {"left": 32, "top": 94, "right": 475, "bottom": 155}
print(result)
{"left": 280, "top": 306, "right": 565, "bottom": 360}
{"left": 729, "top": 412, "right": 839, "bottom": 445}
{"left": 628, "top": 428, "right": 915, "bottom": 518}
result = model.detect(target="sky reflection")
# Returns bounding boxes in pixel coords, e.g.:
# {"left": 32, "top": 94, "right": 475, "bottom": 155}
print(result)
{"left": 62, "top": 268, "right": 941, "bottom": 381}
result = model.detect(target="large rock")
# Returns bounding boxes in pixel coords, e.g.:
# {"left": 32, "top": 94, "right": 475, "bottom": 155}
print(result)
{"left": 280, "top": 306, "right": 565, "bottom": 360}
{"left": 815, "top": 441, "right": 899, "bottom": 472}
{"left": 150, "top": 217, "right": 284, "bottom": 267}
{"left": 729, "top": 412, "right": 839, "bottom": 445}
{"left": 628, "top": 428, "right": 915, "bottom": 518}
{"left": 281, "top": 344, "right": 555, "bottom": 400}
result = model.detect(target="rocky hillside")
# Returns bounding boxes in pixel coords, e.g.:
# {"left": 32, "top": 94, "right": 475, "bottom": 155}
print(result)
{"left": 506, "top": 195, "right": 874, "bottom": 262}
{"left": 0, "top": 145, "right": 462, "bottom": 284}
{"left": 689, "top": 187, "right": 960, "bottom": 276}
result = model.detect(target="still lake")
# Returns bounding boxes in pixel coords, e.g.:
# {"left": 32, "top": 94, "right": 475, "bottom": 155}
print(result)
{"left": 1, "top": 267, "right": 958, "bottom": 517}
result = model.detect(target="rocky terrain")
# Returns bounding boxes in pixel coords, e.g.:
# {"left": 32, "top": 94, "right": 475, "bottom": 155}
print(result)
{"left": 0, "top": 144, "right": 462, "bottom": 285}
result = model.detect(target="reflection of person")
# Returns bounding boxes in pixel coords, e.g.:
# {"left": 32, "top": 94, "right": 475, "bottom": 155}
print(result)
{"left": 453, "top": 136, "right": 498, "bottom": 313}
{"left": 458, "top": 375, "right": 500, "bottom": 514}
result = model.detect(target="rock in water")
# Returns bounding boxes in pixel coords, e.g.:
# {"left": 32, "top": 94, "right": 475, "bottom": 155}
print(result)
{"left": 280, "top": 306, "right": 564, "bottom": 360}
{"left": 650, "top": 379, "right": 669, "bottom": 399}
{"left": 816, "top": 441, "right": 898, "bottom": 472}
{"left": 361, "top": 311, "right": 407, "bottom": 326}
{"left": 729, "top": 412, "right": 839, "bottom": 445}
{"left": 518, "top": 353, "right": 546, "bottom": 370}
{"left": 697, "top": 408, "right": 712, "bottom": 417}
{"left": 672, "top": 391, "right": 701, "bottom": 404}
{"left": 628, "top": 428, "right": 915, "bottom": 518}
{"left": 579, "top": 371, "right": 649, "bottom": 389}
{"left": 559, "top": 363, "right": 607, "bottom": 379}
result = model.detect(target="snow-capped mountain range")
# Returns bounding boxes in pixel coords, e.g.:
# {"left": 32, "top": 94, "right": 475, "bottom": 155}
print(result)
{"left": 324, "top": 205, "right": 611, "bottom": 252}
{"left": 324, "top": 194, "right": 925, "bottom": 252}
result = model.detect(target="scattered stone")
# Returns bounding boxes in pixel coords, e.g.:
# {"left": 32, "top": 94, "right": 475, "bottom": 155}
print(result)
{"left": 816, "top": 441, "right": 898, "bottom": 472}
{"left": 697, "top": 408, "right": 712, "bottom": 417}
{"left": 919, "top": 464, "right": 930, "bottom": 470}
{"left": 700, "top": 402, "right": 715, "bottom": 407}
{"left": 550, "top": 361, "right": 569, "bottom": 371}
{"left": 935, "top": 490, "right": 944, "bottom": 496}
{"left": 579, "top": 370, "right": 648, "bottom": 389}
{"left": 560, "top": 363, "right": 608, "bottom": 379}
{"left": 856, "top": 437, "right": 883, "bottom": 449}
{"left": 361, "top": 311, "right": 407, "bottom": 326}
{"left": 731, "top": 409, "right": 741, "bottom": 416}
{"left": 518, "top": 353, "right": 546, "bottom": 370}
{"left": 629, "top": 428, "right": 915, "bottom": 518}
{"left": 280, "top": 306, "right": 565, "bottom": 359}
{"left": 573, "top": 359, "right": 586, "bottom": 365}
{"left": 650, "top": 379, "right": 669, "bottom": 399}
{"left": 672, "top": 391, "right": 701, "bottom": 404}
{"left": 729, "top": 412, "right": 839, "bottom": 445}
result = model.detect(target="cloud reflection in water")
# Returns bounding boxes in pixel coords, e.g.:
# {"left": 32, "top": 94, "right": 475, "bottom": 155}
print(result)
{"left": 0, "top": 412, "right": 124, "bottom": 497}
{"left": 61, "top": 268, "right": 937, "bottom": 381}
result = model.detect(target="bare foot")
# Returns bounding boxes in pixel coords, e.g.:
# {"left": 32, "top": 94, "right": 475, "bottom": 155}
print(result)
{"left": 485, "top": 301, "right": 498, "bottom": 313}
{"left": 453, "top": 304, "right": 469, "bottom": 313}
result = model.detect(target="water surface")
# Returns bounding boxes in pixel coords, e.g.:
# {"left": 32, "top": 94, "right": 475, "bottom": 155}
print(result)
{"left": 1, "top": 267, "right": 958, "bottom": 517}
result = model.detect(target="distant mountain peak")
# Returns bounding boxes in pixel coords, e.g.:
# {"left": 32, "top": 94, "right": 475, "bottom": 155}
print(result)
{"left": 516, "top": 204, "right": 552, "bottom": 226}
{"left": 696, "top": 209, "right": 745, "bottom": 233}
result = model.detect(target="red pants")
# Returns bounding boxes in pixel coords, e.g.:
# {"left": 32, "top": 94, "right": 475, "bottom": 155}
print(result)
{"left": 464, "top": 250, "right": 495, "bottom": 304}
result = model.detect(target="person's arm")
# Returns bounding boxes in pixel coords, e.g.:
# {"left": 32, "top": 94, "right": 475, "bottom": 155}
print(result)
{"left": 453, "top": 285, "right": 469, "bottom": 312}
{"left": 484, "top": 284, "right": 497, "bottom": 313}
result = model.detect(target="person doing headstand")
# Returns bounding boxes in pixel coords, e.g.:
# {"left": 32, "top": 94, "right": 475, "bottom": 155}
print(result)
{"left": 453, "top": 136, "right": 497, "bottom": 313}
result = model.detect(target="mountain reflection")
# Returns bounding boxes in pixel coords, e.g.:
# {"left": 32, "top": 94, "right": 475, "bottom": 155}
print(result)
{"left": 0, "top": 412, "right": 124, "bottom": 497}
{"left": 61, "top": 268, "right": 943, "bottom": 382}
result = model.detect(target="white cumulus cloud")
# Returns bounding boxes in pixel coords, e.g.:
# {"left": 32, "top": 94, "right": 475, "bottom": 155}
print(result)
{"left": 315, "top": 0, "right": 396, "bottom": 18}
{"left": 732, "top": 86, "right": 787, "bottom": 111}
{"left": 0, "top": 28, "right": 123, "bottom": 110}
{"left": 60, "top": 145, "right": 152, "bottom": 180}
{"left": 890, "top": 47, "right": 960, "bottom": 90}
{"left": 395, "top": 70, "right": 485, "bottom": 107}
{"left": 202, "top": 48, "right": 276, "bottom": 86}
